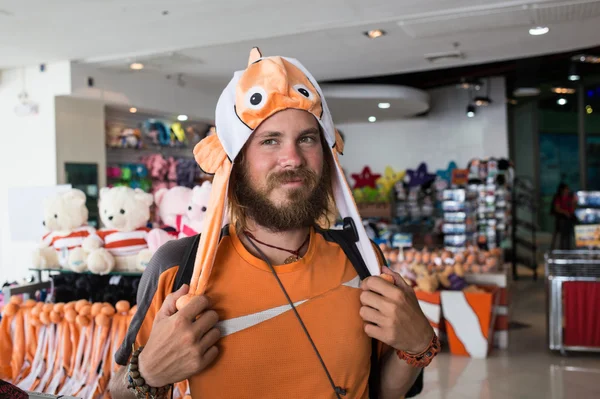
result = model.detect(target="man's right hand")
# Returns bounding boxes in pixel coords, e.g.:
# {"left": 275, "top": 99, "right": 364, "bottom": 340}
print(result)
{"left": 137, "top": 284, "right": 221, "bottom": 388}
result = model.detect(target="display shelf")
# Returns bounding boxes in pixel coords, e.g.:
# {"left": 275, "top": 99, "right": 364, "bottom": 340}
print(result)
{"left": 511, "top": 176, "right": 538, "bottom": 280}
{"left": 574, "top": 191, "right": 600, "bottom": 249}
{"left": 29, "top": 267, "right": 142, "bottom": 277}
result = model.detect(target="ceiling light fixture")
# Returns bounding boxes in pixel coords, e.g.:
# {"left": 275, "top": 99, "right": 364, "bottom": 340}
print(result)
{"left": 129, "top": 107, "right": 137, "bottom": 113}
{"left": 474, "top": 97, "right": 492, "bottom": 107}
{"left": 587, "top": 105, "right": 593, "bottom": 114}
{"left": 177, "top": 114, "right": 188, "bottom": 121}
{"left": 568, "top": 64, "right": 580, "bottom": 81}
{"left": 557, "top": 98, "right": 567, "bottom": 106}
{"left": 552, "top": 87, "right": 576, "bottom": 94}
{"left": 572, "top": 54, "right": 600, "bottom": 64}
{"left": 365, "top": 29, "right": 386, "bottom": 39}
{"left": 130, "top": 62, "right": 144, "bottom": 70}
{"left": 378, "top": 102, "right": 391, "bottom": 109}
{"left": 466, "top": 105, "right": 476, "bottom": 118}
{"left": 529, "top": 26, "right": 549, "bottom": 36}
{"left": 368, "top": 116, "right": 377, "bottom": 123}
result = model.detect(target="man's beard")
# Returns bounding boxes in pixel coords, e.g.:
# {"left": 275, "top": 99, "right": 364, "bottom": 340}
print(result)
{"left": 233, "top": 161, "right": 331, "bottom": 232}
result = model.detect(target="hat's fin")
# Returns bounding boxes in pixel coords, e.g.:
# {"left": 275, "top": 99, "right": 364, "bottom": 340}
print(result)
{"left": 248, "top": 47, "right": 262, "bottom": 66}
{"left": 329, "top": 149, "right": 381, "bottom": 277}
{"left": 176, "top": 135, "right": 231, "bottom": 310}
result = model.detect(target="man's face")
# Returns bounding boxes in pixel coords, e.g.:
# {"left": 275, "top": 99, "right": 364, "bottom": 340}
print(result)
{"left": 234, "top": 109, "right": 330, "bottom": 231}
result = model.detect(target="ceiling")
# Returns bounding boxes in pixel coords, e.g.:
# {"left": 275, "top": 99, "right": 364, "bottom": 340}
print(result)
{"left": 2, "top": 0, "right": 600, "bottom": 90}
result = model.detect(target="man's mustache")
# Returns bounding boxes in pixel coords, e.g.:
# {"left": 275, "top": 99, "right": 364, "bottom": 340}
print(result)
{"left": 267, "top": 168, "right": 318, "bottom": 191}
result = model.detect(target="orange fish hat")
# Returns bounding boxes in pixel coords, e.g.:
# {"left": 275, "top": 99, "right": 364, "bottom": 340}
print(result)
{"left": 176, "top": 48, "right": 380, "bottom": 309}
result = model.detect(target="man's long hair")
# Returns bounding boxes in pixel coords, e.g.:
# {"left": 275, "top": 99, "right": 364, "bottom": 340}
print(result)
{"left": 227, "top": 131, "right": 337, "bottom": 234}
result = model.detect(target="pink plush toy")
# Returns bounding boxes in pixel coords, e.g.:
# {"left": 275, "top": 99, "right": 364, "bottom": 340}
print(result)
{"left": 180, "top": 182, "right": 212, "bottom": 237}
{"left": 146, "top": 186, "right": 193, "bottom": 252}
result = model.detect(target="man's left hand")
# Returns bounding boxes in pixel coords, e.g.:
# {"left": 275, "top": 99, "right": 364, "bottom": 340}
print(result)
{"left": 359, "top": 266, "right": 433, "bottom": 354}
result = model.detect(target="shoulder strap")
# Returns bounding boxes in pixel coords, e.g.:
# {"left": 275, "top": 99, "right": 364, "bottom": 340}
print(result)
{"left": 173, "top": 225, "right": 230, "bottom": 292}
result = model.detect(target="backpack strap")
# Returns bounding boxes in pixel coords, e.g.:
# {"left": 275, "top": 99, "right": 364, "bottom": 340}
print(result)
{"left": 173, "top": 225, "right": 230, "bottom": 292}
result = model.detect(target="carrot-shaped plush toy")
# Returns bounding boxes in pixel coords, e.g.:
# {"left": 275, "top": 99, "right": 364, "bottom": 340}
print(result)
{"left": 176, "top": 47, "right": 383, "bottom": 310}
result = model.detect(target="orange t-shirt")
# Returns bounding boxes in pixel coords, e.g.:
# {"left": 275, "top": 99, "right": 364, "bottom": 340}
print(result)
{"left": 116, "top": 225, "right": 387, "bottom": 399}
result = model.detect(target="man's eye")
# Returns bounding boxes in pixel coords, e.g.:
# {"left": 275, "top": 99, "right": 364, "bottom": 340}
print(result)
{"left": 262, "top": 139, "right": 277, "bottom": 145}
{"left": 300, "top": 136, "right": 317, "bottom": 144}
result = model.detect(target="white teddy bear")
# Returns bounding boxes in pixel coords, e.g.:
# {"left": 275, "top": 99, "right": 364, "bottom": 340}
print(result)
{"left": 79, "top": 186, "right": 154, "bottom": 275}
{"left": 32, "top": 188, "right": 96, "bottom": 271}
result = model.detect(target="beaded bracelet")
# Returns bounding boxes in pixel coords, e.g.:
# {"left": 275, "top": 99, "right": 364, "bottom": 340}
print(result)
{"left": 127, "top": 345, "right": 172, "bottom": 399}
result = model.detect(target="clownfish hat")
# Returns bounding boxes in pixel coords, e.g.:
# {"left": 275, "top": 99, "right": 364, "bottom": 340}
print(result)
{"left": 176, "top": 48, "right": 381, "bottom": 309}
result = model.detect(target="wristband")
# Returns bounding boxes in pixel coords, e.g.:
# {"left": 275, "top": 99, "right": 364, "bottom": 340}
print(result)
{"left": 127, "top": 345, "right": 172, "bottom": 399}
{"left": 396, "top": 332, "right": 440, "bottom": 368}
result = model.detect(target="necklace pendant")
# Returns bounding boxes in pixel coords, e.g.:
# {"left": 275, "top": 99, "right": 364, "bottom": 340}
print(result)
{"left": 284, "top": 255, "right": 298, "bottom": 264}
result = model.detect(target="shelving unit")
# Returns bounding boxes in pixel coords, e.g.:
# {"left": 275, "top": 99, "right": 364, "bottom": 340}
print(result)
{"left": 511, "top": 177, "right": 538, "bottom": 280}
{"left": 442, "top": 188, "right": 477, "bottom": 253}
{"left": 574, "top": 191, "right": 600, "bottom": 249}
{"left": 28, "top": 267, "right": 143, "bottom": 283}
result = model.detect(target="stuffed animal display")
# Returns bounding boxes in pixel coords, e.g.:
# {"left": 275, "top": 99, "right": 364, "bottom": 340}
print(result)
{"left": 146, "top": 186, "right": 192, "bottom": 252}
{"left": 32, "top": 189, "right": 96, "bottom": 271}
{"left": 379, "top": 244, "right": 502, "bottom": 293}
{"left": 81, "top": 187, "right": 154, "bottom": 274}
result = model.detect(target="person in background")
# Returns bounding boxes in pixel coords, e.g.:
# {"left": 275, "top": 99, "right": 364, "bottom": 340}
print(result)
{"left": 551, "top": 183, "right": 576, "bottom": 250}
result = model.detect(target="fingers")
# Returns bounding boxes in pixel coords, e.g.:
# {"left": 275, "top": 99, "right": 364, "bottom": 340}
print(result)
{"left": 360, "top": 290, "right": 388, "bottom": 311}
{"left": 364, "top": 323, "right": 385, "bottom": 342}
{"left": 199, "top": 327, "right": 221, "bottom": 354}
{"left": 192, "top": 309, "right": 219, "bottom": 337}
{"left": 202, "top": 345, "right": 219, "bottom": 366}
{"left": 156, "top": 284, "right": 189, "bottom": 323}
{"left": 359, "top": 306, "right": 386, "bottom": 326}
{"left": 382, "top": 266, "right": 410, "bottom": 288}
{"left": 361, "top": 275, "right": 398, "bottom": 299}
{"left": 177, "top": 295, "right": 211, "bottom": 322}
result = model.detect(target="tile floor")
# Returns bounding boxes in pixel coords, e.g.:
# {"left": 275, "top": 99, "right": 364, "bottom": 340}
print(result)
{"left": 419, "top": 273, "right": 600, "bottom": 399}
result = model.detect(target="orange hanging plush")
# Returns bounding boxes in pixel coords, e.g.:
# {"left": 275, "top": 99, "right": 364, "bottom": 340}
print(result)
{"left": 176, "top": 47, "right": 383, "bottom": 310}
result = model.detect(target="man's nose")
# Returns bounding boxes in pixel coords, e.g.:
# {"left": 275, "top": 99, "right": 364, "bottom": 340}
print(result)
{"left": 280, "top": 143, "right": 303, "bottom": 168}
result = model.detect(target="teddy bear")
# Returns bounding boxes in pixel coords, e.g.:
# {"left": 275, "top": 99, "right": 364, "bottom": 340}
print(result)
{"left": 180, "top": 181, "right": 212, "bottom": 238}
{"left": 32, "top": 188, "right": 97, "bottom": 271}
{"left": 146, "top": 186, "right": 193, "bottom": 252}
{"left": 80, "top": 187, "right": 154, "bottom": 274}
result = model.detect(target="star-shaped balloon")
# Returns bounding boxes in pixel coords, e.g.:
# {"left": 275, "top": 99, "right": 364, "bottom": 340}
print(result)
{"left": 351, "top": 166, "right": 381, "bottom": 189}
{"left": 406, "top": 162, "right": 436, "bottom": 188}
{"left": 376, "top": 166, "right": 406, "bottom": 198}
{"left": 436, "top": 161, "right": 457, "bottom": 184}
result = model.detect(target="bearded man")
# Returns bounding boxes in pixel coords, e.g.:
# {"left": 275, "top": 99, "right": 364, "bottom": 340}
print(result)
{"left": 109, "top": 48, "right": 438, "bottom": 399}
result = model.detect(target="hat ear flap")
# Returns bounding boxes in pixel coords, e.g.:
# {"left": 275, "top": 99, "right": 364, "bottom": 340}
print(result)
{"left": 334, "top": 129, "right": 345, "bottom": 155}
{"left": 193, "top": 134, "right": 229, "bottom": 175}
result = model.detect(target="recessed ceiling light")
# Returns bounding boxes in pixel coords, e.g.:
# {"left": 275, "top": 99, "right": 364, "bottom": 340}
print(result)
{"left": 130, "top": 62, "right": 144, "bottom": 70}
{"left": 586, "top": 105, "right": 593, "bottom": 114}
{"left": 466, "top": 105, "right": 476, "bottom": 118}
{"left": 557, "top": 98, "right": 567, "bottom": 106}
{"left": 177, "top": 114, "right": 188, "bottom": 121}
{"left": 474, "top": 96, "right": 492, "bottom": 107}
{"left": 378, "top": 102, "right": 391, "bottom": 109}
{"left": 529, "top": 26, "right": 549, "bottom": 36}
{"left": 568, "top": 74, "right": 580, "bottom": 81}
{"left": 368, "top": 116, "right": 377, "bottom": 123}
{"left": 129, "top": 107, "right": 137, "bottom": 113}
{"left": 513, "top": 87, "right": 541, "bottom": 97}
{"left": 365, "top": 29, "right": 386, "bottom": 39}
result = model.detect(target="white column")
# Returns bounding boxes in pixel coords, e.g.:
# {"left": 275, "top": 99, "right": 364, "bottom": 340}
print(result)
{"left": 0, "top": 62, "right": 72, "bottom": 284}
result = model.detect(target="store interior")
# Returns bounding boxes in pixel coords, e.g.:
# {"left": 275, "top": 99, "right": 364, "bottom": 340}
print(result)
{"left": 1, "top": 1, "right": 600, "bottom": 398}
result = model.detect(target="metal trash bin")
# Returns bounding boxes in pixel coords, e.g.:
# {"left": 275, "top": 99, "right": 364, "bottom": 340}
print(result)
{"left": 546, "top": 250, "right": 600, "bottom": 355}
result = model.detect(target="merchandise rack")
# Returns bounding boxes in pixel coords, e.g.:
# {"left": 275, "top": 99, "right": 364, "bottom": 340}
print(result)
{"left": 28, "top": 267, "right": 143, "bottom": 282}
{"left": 442, "top": 188, "right": 476, "bottom": 253}
{"left": 511, "top": 177, "right": 538, "bottom": 280}
{"left": 574, "top": 191, "right": 600, "bottom": 249}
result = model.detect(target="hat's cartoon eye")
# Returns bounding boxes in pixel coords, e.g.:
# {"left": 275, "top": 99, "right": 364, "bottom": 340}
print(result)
{"left": 245, "top": 86, "right": 268, "bottom": 110}
{"left": 294, "top": 84, "right": 314, "bottom": 100}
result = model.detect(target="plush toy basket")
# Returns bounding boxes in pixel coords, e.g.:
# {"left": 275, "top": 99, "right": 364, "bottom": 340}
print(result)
{"left": 440, "top": 286, "right": 500, "bottom": 359}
